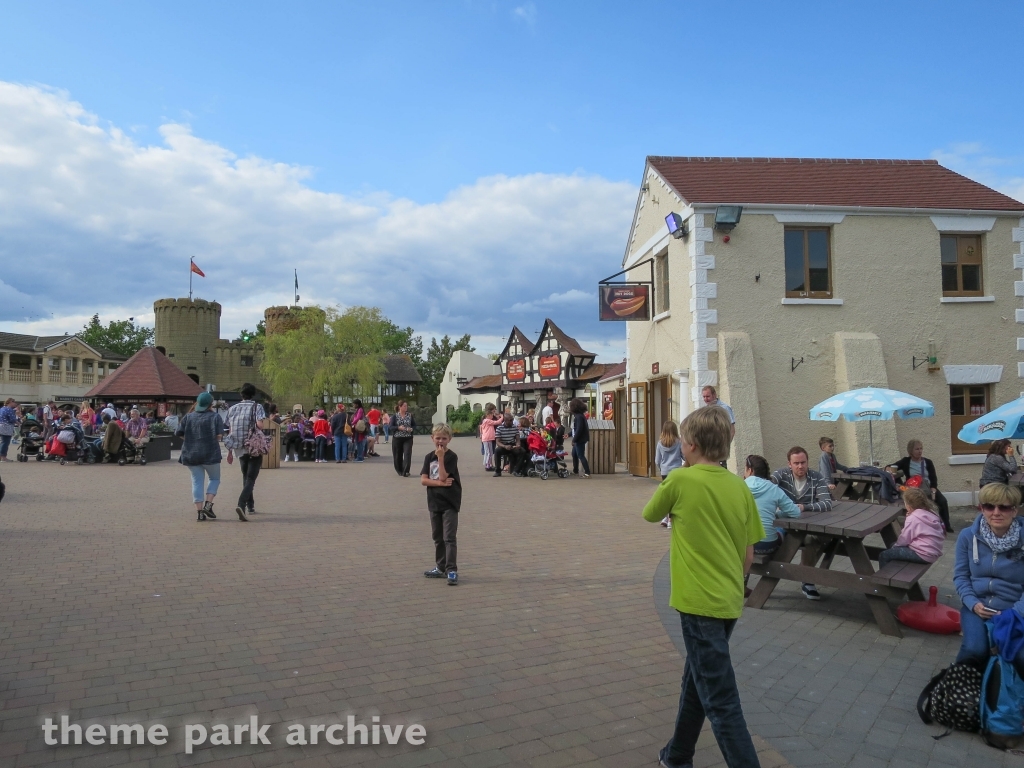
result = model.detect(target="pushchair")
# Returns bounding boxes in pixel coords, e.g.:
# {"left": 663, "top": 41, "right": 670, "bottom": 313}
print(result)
{"left": 17, "top": 420, "right": 45, "bottom": 462}
{"left": 43, "top": 422, "right": 91, "bottom": 465}
{"left": 526, "top": 429, "right": 569, "bottom": 480}
{"left": 119, "top": 437, "right": 148, "bottom": 466}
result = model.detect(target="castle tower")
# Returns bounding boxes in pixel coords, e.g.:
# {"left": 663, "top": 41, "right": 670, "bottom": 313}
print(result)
{"left": 264, "top": 305, "right": 326, "bottom": 337}
{"left": 153, "top": 298, "right": 222, "bottom": 385}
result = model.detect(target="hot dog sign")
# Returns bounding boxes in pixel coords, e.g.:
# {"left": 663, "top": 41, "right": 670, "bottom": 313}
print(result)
{"left": 599, "top": 285, "right": 651, "bottom": 321}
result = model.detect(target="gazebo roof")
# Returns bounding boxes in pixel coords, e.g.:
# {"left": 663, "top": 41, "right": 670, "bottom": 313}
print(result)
{"left": 85, "top": 346, "right": 204, "bottom": 400}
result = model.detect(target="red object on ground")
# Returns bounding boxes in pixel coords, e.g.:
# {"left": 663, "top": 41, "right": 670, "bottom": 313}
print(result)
{"left": 897, "top": 585, "right": 961, "bottom": 634}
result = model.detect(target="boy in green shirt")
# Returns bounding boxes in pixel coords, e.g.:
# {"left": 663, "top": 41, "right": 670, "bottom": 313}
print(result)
{"left": 643, "top": 405, "right": 764, "bottom": 768}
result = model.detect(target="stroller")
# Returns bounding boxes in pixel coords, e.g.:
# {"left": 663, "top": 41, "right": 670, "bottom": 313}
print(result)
{"left": 43, "top": 421, "right": 91, "bottom": 465}
{"left": 526, "top": 429, "right": 569, "bottom": 480}
{"left": 119, "top": 437, "right": 148, "bottom": 466}
{"left": 17, "top": 420, "right": 45, "bottom": 462}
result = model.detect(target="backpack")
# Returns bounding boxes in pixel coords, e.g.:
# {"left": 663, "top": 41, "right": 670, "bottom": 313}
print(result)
{"left": 918, "top": 663, "right": 982, "bottom": 735}
{"left": 981, "top": 624, "right": 1024, "bottom": 750}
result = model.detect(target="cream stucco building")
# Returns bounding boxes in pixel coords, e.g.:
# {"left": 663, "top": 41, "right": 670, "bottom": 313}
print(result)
{"left": 431, "top": 350, "right": 501, "bottom": 423}
{"left": 0, "top": 333, "right": 126, "bottom": 408}
{"left": 617, "top": 157, "right": 1024, "bottom": 504}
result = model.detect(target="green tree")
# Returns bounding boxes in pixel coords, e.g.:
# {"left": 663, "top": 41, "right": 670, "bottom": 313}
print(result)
{"left": 234, "top": 319, "right": 266, "bottom": 346}
{"left": 78, "top": 314, "right": 154, "bottom": 357}
{"left": 381, "top": 319, "right": 423, "bottom": 361}
{"left": 419, "top": 334, "right": 474, "bottom": 402}
{"left": 259, "top": 305, "right": 388, "bottom": 408}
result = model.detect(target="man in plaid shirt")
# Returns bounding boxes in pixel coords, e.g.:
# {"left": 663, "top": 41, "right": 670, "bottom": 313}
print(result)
{"left": 224, "top": 383, "right": 266, "bottom": 521}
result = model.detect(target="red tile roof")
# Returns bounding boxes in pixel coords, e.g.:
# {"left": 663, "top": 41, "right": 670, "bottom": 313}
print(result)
{"left": 459, "top": 374, "right": 502, "bottom": 392}
{"left": 85, "top": 346, "right": 204, "bottom": 400}
{"left": 647, "top": 157, "right": 1024, "bottom": 212}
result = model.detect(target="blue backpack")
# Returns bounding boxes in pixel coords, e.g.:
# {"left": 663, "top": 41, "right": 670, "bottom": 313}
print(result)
{"left": 981, "top": 622, "right": 1024, "bottom": 750}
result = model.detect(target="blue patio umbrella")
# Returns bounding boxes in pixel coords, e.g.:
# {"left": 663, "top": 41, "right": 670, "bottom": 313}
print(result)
{"left": 957, "top": 397, "right": 1024, "bottom": 444}
{"left": 809, "top": 388, "right": 935, "bottom": 465}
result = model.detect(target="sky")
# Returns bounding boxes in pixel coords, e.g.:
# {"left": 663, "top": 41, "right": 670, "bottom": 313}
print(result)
{"left": 1, "top": 0, "right": 1022, "bottom": 360}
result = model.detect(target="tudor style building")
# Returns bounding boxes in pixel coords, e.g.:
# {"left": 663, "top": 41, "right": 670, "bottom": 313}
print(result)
{"left": 618, "top": 156, "right": 1024, "bottom": 498}
{"left": 460, "top": 319, "right": 614, "bottom": 417}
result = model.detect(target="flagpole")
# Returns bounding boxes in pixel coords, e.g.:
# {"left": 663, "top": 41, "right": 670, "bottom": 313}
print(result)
{"left": 190, "top": 258, "right": 193, "bottom": 301}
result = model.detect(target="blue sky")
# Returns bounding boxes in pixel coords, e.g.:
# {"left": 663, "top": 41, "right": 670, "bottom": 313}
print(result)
{"left": 1, "top": 0, "right": 1022, "bottom": 357}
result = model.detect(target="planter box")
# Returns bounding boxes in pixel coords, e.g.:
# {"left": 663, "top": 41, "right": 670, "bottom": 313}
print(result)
{"left": 146, "top": 435, "right": 172, "bottom": 463}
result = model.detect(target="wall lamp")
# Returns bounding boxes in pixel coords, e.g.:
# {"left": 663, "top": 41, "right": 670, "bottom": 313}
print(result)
{"left": 714, "top": 205, "right": 743, "bottom": 232}
{"left": 665, "top": 212, "right": 688, "bottom": 239}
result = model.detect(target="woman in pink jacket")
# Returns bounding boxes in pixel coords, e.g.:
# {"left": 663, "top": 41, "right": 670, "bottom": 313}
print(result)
{"left": 878, "top": 487, "right": 946, "bottom": 568}
{"left": 477, "top": 404, "right": 502, "bottom": 471}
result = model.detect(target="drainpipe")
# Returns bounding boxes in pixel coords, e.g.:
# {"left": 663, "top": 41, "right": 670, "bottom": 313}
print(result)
{"left": 674, "top": 369, "right": 690, "bottom": 424}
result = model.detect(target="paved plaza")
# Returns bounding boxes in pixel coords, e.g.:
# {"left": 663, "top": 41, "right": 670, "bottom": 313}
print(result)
{"left": 0, "top": 438, "right": 1014, "bottom": 767}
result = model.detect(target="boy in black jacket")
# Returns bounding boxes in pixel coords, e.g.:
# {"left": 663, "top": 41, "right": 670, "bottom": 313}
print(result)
{"left": 421, "top": 423, "right": 462, "bottom": 586}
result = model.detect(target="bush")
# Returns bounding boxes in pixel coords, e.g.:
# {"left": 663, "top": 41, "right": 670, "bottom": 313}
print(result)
{"left": 447, "top": 403, "right": 484, "bottom": 432}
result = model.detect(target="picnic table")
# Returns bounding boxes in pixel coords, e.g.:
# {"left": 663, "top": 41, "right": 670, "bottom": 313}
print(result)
{"left": 746, "top": 501, "right": 928, "bottom": 638}
{"left": 831, "top": 470, "right": 883, "bottom": 503}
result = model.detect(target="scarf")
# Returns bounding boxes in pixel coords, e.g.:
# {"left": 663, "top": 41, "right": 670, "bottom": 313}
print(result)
{"left": 979, "top": 517, "right": 1023, "bottom": 554}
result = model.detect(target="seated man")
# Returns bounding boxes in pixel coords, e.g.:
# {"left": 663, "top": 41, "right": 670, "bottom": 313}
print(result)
{"left": 124, "top": 408, "right": 150, "bottom": 452}
{"left": 772, "top": 446, "right": 833, "bottom": 601}
{"left": 100, "top": 414, "right": 124, "bottom": 462}
{"left": 493, "top": 413, "right": 525, "bottom": 477}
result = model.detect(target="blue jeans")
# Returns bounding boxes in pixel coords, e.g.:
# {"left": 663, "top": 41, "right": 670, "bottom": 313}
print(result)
{"left": 188, "top": 463, "right": 221, "bottom": 504}
{"left": 753, "top": 527, "right": 787, "bottom": 555}
{"left": 315, "top": 436, "right": 328, "bottom": 461}
{"left": 334, "top": 435, "right": 348, "bottom": 461}
{"left": 878, "top": 545, "right": 927, "bottom": 568}
{"left": 660, "top": 613, "right": 760, "bottom": 768}
{"left": 956, "top": 607, "right": 1024, "bottom": 675}
{"left": 355, "top": 438, "right": 367, "bottom": 461}
{"left": 382, "top": 424, "right": 389, "bottom": 442}
{"left": 0, "top": 433, "right": 12, "bottom": 458}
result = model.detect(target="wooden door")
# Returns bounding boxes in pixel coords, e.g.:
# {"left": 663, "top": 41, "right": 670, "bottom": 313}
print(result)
{"left": 628, "top": 383, "right": 649, "bottom": 477}
{"left": 614, "top": 388, "right": 626, "bottom": 464}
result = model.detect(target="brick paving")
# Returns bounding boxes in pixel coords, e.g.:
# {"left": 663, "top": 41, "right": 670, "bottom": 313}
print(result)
{"left": 0, "top": 438, "right": 788, "bottom": 768}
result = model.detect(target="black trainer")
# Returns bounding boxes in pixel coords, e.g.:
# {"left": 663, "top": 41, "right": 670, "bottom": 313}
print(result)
{"left": 202, "top": 502, "right": 216, "bottom": 519}
{"left": 424, "top": 567, "right": 445, "bottom": 578}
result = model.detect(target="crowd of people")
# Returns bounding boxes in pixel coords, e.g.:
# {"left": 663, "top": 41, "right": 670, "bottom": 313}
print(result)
{"left": 473, "top": 395, "right": 591, "bottom": 479}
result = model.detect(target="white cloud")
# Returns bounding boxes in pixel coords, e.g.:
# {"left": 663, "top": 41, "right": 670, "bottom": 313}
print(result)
{"left": 507, "top": 289, "right": 593, "bottom": 312}
{"left": 930, "top": 144, "right": 1024, "bottom": 204}
{"left": 512, "top": 3, "right": 537, "bottom": 25}
{"left": 0, "top": 81, "right": 632, "bottom": 361}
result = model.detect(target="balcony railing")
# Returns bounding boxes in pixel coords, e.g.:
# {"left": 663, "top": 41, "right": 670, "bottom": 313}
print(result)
{"left": 48, "top": 371, "right": 62, "bottom": 383}
{"left": 65, "top": 372, "right": 78, "bottom": 384}
{"left": 82, "top": 374, "right": 94, "bottom": 385}
{"left": 7, "top": 370, "right": 33, "bottom": 383}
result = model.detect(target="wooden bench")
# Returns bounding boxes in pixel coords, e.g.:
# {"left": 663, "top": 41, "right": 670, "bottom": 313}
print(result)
{"left": 870, "top": 560, "right": 930, "bottom": 599}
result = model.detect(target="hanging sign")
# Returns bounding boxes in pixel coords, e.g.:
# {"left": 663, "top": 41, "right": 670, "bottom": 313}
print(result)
{"left": 599, "top": 285, "right": 650, "bottom": 321}
{"left": 506, "top": 359, "right": 526, "bottom": 382}
{"left": 538, "top": 355, "right": 561, "bottom": 378}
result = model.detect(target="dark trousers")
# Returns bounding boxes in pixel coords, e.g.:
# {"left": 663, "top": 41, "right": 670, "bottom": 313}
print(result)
{"left": 430, "top": 507, "right": 458, "bottom": 573}
{"left": 392, "top": 436, "right": 413, "bottom": 475}
{"left": 934, "top": 488, "right": 952, "bottom": 531}
{"left": 878, "top": 545, "right": 928, "bottom": 568}
{"left": 660, "top": 613, "right": 760, "bottom": 768}
{"left": 572, "top": 441, "right": 590, "bottom": 475}
{"left": 237, "top": 453, "right": 262, "bottom": 512}
{"left": 284, "top": 431, "right": 303, "bottom": 459}
{"left": 315, "top": 436, "right": 328, "bottom": 461}
{"left": 494, "top": 445, "right": 525, "bottom": 475}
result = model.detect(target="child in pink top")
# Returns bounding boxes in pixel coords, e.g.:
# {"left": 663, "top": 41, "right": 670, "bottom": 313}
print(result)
{"left": 478, "top": 405, "right": 502, "bottom": 471}
{"left": 878, "top": 488, "right": 946, "bottom": 568}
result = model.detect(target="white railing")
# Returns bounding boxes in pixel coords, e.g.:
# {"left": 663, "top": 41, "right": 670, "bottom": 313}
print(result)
{"left": 48, "top": 371, "right": 62, "bottom": 383}
{"left": 7, "top": 370, "right": 33, "bottom": 382}
{"left": 82, "top": 374, "right": 94, "bottom": 385}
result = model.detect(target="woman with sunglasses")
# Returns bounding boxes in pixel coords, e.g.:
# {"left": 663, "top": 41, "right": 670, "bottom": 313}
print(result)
{"left": 953, "top": 483, "right": 1024, "bottom": 673}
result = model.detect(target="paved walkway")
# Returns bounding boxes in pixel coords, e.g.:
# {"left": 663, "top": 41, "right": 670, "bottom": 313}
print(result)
{"left": 655, "top": 507, "right": 1023, "bottom": 768}
{"left": 0, "top": 438, "right": 788, "bottom": 768}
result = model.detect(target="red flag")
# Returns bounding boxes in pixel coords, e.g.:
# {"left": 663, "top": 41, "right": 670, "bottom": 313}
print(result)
{"left": 190, "top": 260, "right": 206, "bottom": 277}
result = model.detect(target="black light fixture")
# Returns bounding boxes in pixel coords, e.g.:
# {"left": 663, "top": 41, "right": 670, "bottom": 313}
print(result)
{"left": 714, "top": 205, "right": 743, "bottom": 231}
{"left": 665, "top": 212, "right": 688, "bottom": 239}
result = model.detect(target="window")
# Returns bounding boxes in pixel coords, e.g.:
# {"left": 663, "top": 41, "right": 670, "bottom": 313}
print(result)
{"left": 241, "top": 356, "right": 254, "bottom": 367}
{"left": 65, "top": 358, "right": 78, "bottom": 372}
{"left": 655, "top": 252, "right": 670, "bottom": 313}
{"left": 48, "top": 357, "right": 61, "bottom": 370}
{"left": 784, "top": 228, "right": 832, "bottom": 298}
{"left": 941, "top": 235, "right": 983, "bottom": 296}
{"left": 949, "top": 384, "right": 990, "bottom": 454}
